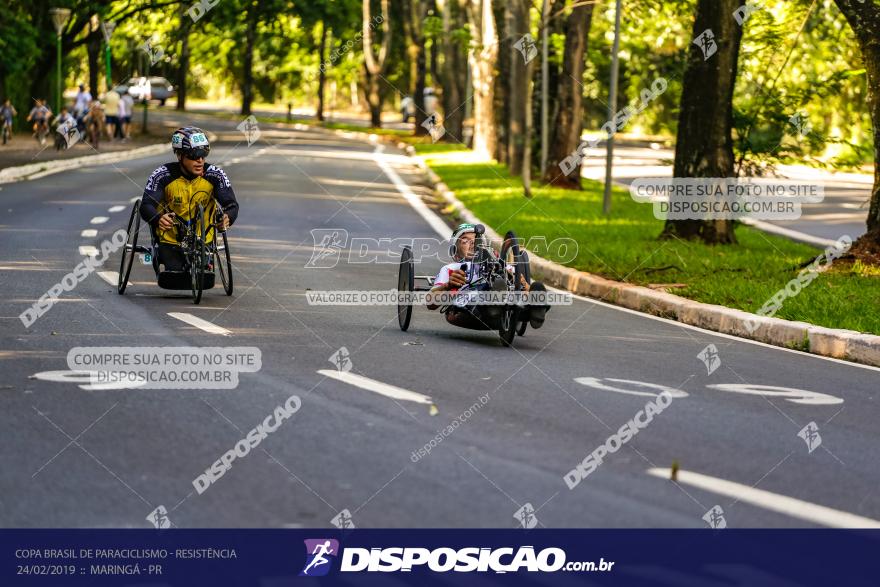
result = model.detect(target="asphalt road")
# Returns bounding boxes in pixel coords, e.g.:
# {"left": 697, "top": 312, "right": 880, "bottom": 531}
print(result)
{"left": 1, "top": 119, "right": 878, "bottom": 530}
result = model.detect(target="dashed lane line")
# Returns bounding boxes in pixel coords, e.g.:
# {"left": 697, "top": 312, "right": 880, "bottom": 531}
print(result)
{"left": 167, "top": 312, "right": 232, "bottom": 336}
{"left": 317, "top": 369, "right": 433, "bottom": 406}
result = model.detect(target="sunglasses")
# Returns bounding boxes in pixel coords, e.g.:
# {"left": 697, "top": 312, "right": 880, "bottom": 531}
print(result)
{"left": 182, "top": 147, "right": 210, "bottom": 160}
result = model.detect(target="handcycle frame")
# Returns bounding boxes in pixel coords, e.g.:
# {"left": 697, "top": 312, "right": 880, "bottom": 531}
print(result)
{"left": 397, "top": 225, "right": 532, "bottom": 347}
{"left": 117, "top": 197, "right": 233, "bottom": 304}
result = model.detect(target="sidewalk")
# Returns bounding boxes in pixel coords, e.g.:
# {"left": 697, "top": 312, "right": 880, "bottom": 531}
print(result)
{"left": 0, "top": 112, "right": 179, "bottom": 172}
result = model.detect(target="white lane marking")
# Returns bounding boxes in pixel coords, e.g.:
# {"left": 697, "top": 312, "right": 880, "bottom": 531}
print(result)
{"left": 90, "top": 216, "right": 109, "bottom": 224}
{"left": 374, "top": 145, "right": 451, "bottom": 238}
{"left": 317, "top": 369, "right": 433, "bottom": 405}
{"left": 81, "top": 229, "right": 98, "bottom": 237}
{"left": 167, "top": 312, "right": 231, "bottom": 336}
{"left": 129, "top": 196, "right": 139, "bottom": 203}
{"left": 78, "top": 246, "right": 99, "bottom": 257}
{"left": 30, "top": 370, "right": 143, "bottom": 391}
{"left": 97, "top": 271, "right": 126, "bottom": 286}
{"left": 108, "top": 205, "right": 126, "bottom": 213}
{"left": 707, "top": 383, "right": 842, "bottom": 405}
{"left": 574, "top": 377, "right": 689, "bottom": 398}
{"left": 740, "top": 218, "right": 836, "bottom": 249}
{"left": 646, "top": 468, "right": 880, "bottom": 528}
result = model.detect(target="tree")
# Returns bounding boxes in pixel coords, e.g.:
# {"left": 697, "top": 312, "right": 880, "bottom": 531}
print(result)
{"left": 506, "top": 0, "right": 530, "bottom": 174}
{"left": 240, "top": 0, "right": 259, "bottom": 115}
{"left": 363, "top": 0, "right": 392, "bottom": 127}
{"left": 660, "top": 0, "right": 744, "bottom": 244}
{"left": 467, "top": 0, "right": 498, "bottom": 159}
{"left": 542, "top": 0, "right": 595, "bottom": 188}
{"left": 408, "top": 0, "right": 430, "bottom": 135}
{"left": 834, "top": 0, "right": 880, "bottom": 240}
{"left": 438, "top": 0, "right": 468, "bottom": 142}
{"left": 176, "top": 4, "right": 192, "bottom": 111}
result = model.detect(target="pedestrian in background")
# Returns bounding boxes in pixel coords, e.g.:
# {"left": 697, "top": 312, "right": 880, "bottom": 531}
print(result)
{"left": 73, "top": 84, "right": 91, "bottom": 118}
{"left": 120, "top": 90, "right": 134, "bottom": 139}
{"left": 104, "top": 87, "right": 120, "bottom": 140}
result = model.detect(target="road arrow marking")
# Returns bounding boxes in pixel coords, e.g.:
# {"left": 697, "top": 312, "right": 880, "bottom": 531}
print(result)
{"left": 317, "top": 369, "right": 433, "bottom": 405}
{"left": 167, "top": 312, "right": 231, "bottom": 336}
{"left": 97, "top": 271, "right": 126, "bottom": 287}
{"left": 647, "top": 468, "right": 880, "bottom": 528}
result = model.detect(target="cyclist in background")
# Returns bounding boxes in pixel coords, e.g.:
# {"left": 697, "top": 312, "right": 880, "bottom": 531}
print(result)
{"left": 1, "top": 100, "right": 17, "bottom": 144}
{"left": 26, "top": 99, "right": 52, "bottom": 145}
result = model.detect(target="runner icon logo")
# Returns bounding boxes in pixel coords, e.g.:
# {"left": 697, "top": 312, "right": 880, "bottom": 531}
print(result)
{"left": 300, "top": 539, "right": 340, "bottom": 577}
{"left": 702, "top": 505, "right": 727, "bottom": 529}
{"left": 331, "top": 509, "right": 356, "bottom": 530}
{"left": 798, "top": 421, "right": 822, "bottom": 453}
{"left": 146, "top": 505, "right": 172, "bottom": 529}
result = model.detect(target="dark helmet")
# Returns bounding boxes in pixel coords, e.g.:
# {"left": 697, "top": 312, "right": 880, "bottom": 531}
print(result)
{"left": 171, "top": 126, "right": 210, "bottom": 159}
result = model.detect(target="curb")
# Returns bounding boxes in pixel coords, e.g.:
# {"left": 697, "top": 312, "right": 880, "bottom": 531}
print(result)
{"left": 0, "top": 143, "right": 167, "bottom": 185}
{"left": 391, "top": 140, "right": 880, "bottom": 368}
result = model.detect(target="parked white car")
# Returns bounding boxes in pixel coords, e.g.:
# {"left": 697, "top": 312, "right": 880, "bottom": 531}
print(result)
{"left": 117, "top": 77, "right": 176, "bottom": 106}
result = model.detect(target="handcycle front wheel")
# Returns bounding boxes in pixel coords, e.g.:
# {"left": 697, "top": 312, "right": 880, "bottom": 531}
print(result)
{"left": 498, "top": 230, "right": 522, "bottom": 347}
{"left": 398, "top": 246, "right": 414, "bottom": 331}
{"left": 117, "top": 200, "right": 141, "bottom": 295}
{"left": 190, "top": 204, "right": 206, "bottom": 304}
{"left": 516, "top": 250, "right": 532, "bottom": 336}
{"left": 215, "top": 229, "right": 233, "bottom": 296}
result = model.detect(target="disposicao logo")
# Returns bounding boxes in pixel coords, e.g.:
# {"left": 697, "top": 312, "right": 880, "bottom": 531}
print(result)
{"left": 299, "top": 539, "right": 339, "bottom": 577}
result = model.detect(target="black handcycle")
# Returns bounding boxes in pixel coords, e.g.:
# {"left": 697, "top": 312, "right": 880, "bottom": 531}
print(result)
{"left": 117, "top": 198, "right": 233, "bottom": 304}
{"left": 397, "top": 225, "right": 532, "bottom": 347}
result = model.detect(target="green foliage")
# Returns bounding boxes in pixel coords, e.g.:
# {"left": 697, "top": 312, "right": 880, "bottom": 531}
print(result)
{"left": 733, "top": 0, "right": 873, "bottom": 172}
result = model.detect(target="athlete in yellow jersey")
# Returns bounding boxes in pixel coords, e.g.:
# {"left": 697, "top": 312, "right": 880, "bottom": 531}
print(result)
{"left": 140, "top": 127, "right": 239, "bottom": 272}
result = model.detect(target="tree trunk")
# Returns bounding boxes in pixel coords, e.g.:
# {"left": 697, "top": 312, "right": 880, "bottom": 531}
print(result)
{"left": 317, "top": 21, "right": 328, "bottom": 121}
{"left": 241, "top": 0, "right": 258, "bottom": 116}
{"left": 363, "top": 0, "right": 392, "bottom": 128}
{"left": 506, "top": 0, "right": 530, "bottom": 175}
{"left": 660, "top": 0, "right": 743, "bottom": 244}
{"left": 411, "top": 0, "right": 429, "bottom": 135}
{"left": 467, "top": 0, "right": 498, "bottom": 160}
{"left": 494, "top": 0, "right": 509, "bottom": 163}
{"left": 440, "top": 0, "right": 467, "bottom": 142}
{"left": 176, "top": 7, "right": 191, "bottom": 111}
{"left": 834, "top": 0, "right": 880, "bottom": 234}
{"left": 87, "top": 27, "right": 101, "bottom": 98}
{"left": 543, "top": 2, "right": 594, "bottom": 188}
{"left": 532, "top": 0, "right": 564, "bottom": 172}
{"left": 365, "top": 67, "right": 382, "bottom": 126}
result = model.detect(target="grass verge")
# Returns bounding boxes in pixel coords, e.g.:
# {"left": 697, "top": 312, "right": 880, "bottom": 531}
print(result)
{"left": 409, "top": 142, "right": 880, "bottom": 336}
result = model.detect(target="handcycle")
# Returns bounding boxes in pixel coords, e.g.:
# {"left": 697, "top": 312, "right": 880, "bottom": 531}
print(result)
{"left": 117, "top": 198, "right": 233, "bottom": 304}
{"left": 397, "top": 224, "right": 533, "bottom": 347}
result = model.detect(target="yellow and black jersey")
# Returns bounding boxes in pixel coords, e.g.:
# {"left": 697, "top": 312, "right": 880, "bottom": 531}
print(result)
{"left": 139, "top": 162, "right": 239, "bottom": 245}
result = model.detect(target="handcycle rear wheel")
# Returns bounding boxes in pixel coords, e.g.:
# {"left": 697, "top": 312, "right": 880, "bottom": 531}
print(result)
{"left": 117, "top": 200, "right": 141, "bottom": 295}
{"left": 398, "top": 246, "right": 414, "bottom": 331}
